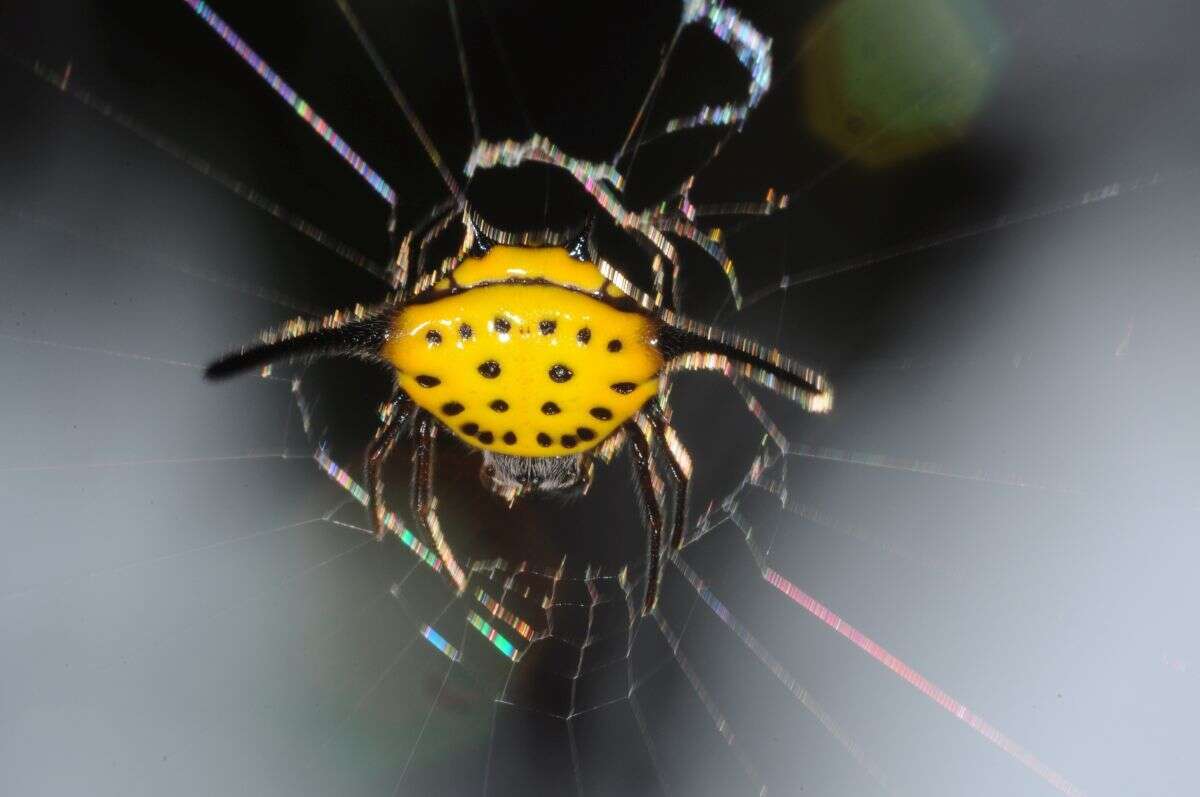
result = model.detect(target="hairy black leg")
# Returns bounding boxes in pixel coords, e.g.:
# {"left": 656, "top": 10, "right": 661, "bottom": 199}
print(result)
{"left": 645, "top": 402, "right": 691, "bottom": 551}
{"left": 364, "top": 388, "right": 413, "bottom": 541}
{"left": 410, "top": 411, "right": 467, "bottom": 592}
{"left": 626, "top": 420, "right": 664, "bottom": 615}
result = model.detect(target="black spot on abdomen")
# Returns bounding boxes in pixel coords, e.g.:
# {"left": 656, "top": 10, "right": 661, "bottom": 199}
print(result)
{"left": 611, "top": 382, "right": 636, "bottom": 394}
{"left": 549, "top": 364, "right": 573, "bottom": 383}
{"left": 590, "top": 407, "right": 613, "bottom": 421}
{"left": 442, "top": 402, "right": 465, "bottom": 416}
{"left": 415, "top": 375, "right": 440, "bottom": 388}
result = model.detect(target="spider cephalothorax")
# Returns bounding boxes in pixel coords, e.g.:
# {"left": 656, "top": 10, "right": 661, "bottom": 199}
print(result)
{"left": 480, "top": 451, "right": 593, "bottom": 500}
{"left": 207, "top": 229, "right": 831, "bottom": 612}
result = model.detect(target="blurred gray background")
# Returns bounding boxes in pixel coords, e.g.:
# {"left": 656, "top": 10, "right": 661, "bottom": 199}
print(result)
{"left": 1, "top": 0, "right": 1198, "bottom": 795}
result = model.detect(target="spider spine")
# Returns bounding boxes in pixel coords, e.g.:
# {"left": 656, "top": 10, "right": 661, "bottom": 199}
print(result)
{"left": 655, "top": 320, "right": 828, "bottom": 399}
{"left": 203, "top": 311, "right": 392, "bottom": 380}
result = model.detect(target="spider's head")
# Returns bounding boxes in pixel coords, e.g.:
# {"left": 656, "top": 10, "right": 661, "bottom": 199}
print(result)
{"left": 480, "top": 452, "right": 593, "bottom": 502}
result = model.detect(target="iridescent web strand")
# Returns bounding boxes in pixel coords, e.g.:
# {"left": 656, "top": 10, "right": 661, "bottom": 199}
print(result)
{"left": 665, "top": 0, "right": 772, "bottom": 133}
{"left": 702, "top": 425, "right": 1086, "bottom": 795}
{"left": 420, "top": 624, "right": 463, "bottom": 662}
{"left": 314, "top": 448, "right": 442, "bottom": 572}
{"left": 466, "top": 135, "right": 745, "bottom": 306}
{"left": 476, "top": 588, "right": 536, "bottom": 641}
{"left": 667, "top": 551, "right": 894, "bottom": 792}
{"left": 761, "top": 566, "right": 1087, "bottom": 797}
{"left": 0, "top": 44, "right": 383, "bottom": 279}
{"left": 182, "top": 0, "right": 396, "bottom": 204}
{"left": 332, "top": 0, "right": 464, "bottom": 201}
{"left": 468, "top": 610, "right": 520, "bottom": 661}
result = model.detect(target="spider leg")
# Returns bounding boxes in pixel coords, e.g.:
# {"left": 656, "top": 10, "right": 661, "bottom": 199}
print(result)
{"left": 364, "top": 387, "right": 414, "bottom": 541}
{"left": 625, "top": 420, "right": 664, "bottom": 615}
{"left": 410, "top": 411, "right": 468, "bottom": 593}
{"left": 644, "top": 402, "right": 692, "bottom": 551}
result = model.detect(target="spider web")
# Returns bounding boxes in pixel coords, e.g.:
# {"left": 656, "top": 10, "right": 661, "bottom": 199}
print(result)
{"left": 3, "top": 1, "right": 1200, "bottom": 796}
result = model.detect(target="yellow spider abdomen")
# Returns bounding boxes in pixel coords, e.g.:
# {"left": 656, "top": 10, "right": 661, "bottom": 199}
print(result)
{"left": 383, "top": 247, "right": 661, "bottom": 456}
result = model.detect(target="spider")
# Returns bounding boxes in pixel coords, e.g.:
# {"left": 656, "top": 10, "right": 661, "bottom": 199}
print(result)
{"left": 206, "top": 215, "right": 830, "bottom": 612}
{"left": 201, "top": 0, "right": 831, "bottom": 614}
